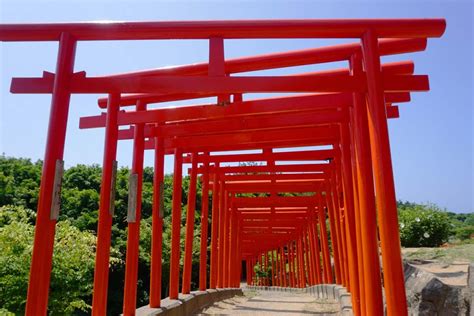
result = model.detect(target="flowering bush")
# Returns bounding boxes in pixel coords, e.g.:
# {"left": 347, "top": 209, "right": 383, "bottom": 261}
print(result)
{"left": 398, "top": 203, "right": 451, "bottom": 247}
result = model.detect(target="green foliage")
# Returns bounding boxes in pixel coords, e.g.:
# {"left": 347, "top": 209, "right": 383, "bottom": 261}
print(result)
{"left": 63, "top": 164, "right": 102, "bottom": 192}
{"left": 455, "top": 225, "right": 474, "bottom": 241}
{"left": 0, "top": 221, "right": 33, "bottom": 314}
{"left": 0, "top": 205, "right": 36, "bottom": 226}
{"left": 0, "top": 213, "right": 120, "bottom": 314}
{"left": 49, "top": 221, "right": 98, "bottom": 314}
{"left": 0, "top": 156, "right": 42, "bottom": 209}
{"left": 398, "top": 203, "right": 451, "bottom": 247}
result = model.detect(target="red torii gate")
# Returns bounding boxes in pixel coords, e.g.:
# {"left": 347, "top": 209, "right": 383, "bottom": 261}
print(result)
{"left": 0, "top": 18, "right": 445, "bottom": 316}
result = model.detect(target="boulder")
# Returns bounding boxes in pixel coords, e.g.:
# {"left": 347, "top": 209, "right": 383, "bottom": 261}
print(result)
{"left": 404, "top": 260, "right": 470, "bottom": 315}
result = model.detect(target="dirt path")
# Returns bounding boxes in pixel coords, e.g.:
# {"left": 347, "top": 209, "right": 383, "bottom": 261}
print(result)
{"left": 195, "top": 289, "right": 339, "bottom": 315}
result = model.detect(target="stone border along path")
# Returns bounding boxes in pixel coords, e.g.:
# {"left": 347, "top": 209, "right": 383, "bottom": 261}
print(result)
{"left": 194, "top": 287, "right": 340, "bottom": 315}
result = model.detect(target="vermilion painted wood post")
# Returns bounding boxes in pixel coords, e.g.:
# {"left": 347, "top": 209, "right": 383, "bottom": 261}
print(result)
{"left": 275, "top": 246, "right": 285, "bottom": 287}
{"left": 250, "top": 258, "right": 253, "bottom": 285}
{"left": 233, "top": 217, "right": 239, "bottom": 287}
{"left": 287, "top": 245, "right": 291, "bottom": 287}
{"left": 269, "top": 251, "right": 273, "bottom": 286}
{"left": 247, "top": 259, "right": 251, "bottom": 285}
{"left": 289, "top": 242, "right": 295, "bottom": 287}
{"left": 264, "top": 252, "right": 269, "bottom": 286}
{"left": 318, "top": 196, "right": 332, "bottom": 283}
{"left": 275, "top": 250, "right": 280, "bottom": 286}
{"left": 351, "top": 52, "right": 384, "bottom": 314}
{"left": 123, "top": 100, "right": 146, "bottom": 315}
{"left": 282, "top": 246, "right": 287, "bottom": 287}
{"left": 362, "top": 30, "right": 408, "bottom": 316}
{"left": 307, "top": 229, "right": 315, "bottom": 285}
{"left": 255, "top": 256, "right": 258, "bottom": 286}
{"left": 208, "top": 37, "right": 227, "bottom": 105}
{"left": 282, "top": 248, "right": 286, "bottom": 287}
{"left": 309, "top": 229, "right": 314, "bottom": 285}
{"left": 182, "top": 153, "right": 198, "bottom": 294}
{"left": 278, "top": 249, "right": 281, "bottom": 287}
{"left": 92, "top": 93, "right": 120, "bottom": 315}
{"left": 311, "top": 213, "right": 322, "bottom": 284}
{"left": 299, "top": 237, "right": 304, "bottom": 287}
{"left": 227, "top": 207, "right": 234, "bottom": 287}
{"left": 210, "top": 173, "right": 220, "bottom": 289}
{"left": 306, "top": 231, "right": 311, "bottom": 285}
{"left": 351, "top": 128, "right": 367, "bottom": 316}
{"left": 347, "top": 124, "right": 367, "bottom": 315}
{"left": 223, "top": 193, "right": 230, "bottom": 286}
{"left": 236, "top": 212, "right": 242, "bottom": 287}
{"left": 302, "top": 232, "right": 307, "bottom": 285}
{"left": 295, "top": 241, "right": 300, "bottom": 287}
{"left": 338, "top": 139, "right": 362, "bottom": 316}
{"left": 199, "top": 154, "right": 210, "bottom": 291}
{"left": 150, "top": 133, "right": 165, "bottom": 307}
{"left": 279, "top": 247, "right": 283, "bottom": 287}
{"left": 217, "top": 181, "right": 225, "bottom": 287}
{"left": 317, "top": 207, "right": 328, "bottom": 283}
{"left": 278, "top": 248, "right": 282, "bottom": 287}
{"left": 271, "top": 250, "right": 275, "bottom": 286}
{"left": 302, "top": 231, "right": 309, "bottom": 285}
{"left": 304, "top": 229, "right": 314, "bottom": 285}
{"left": 235, "top": 218, "right": 240, "bottom": 287}
{"left": 246, "top": 260, "right": 251, "bottom": 285}
{"left": 332, "top": 170, "right": 349, "bottom": 288}
{"left": 329, "top": 174, "right": 345, "bottom": 286}
{"left": 169, "top": 149, "right": 183, "bottom": 299}
{"left": 228, "top": 197, "right": 234, "bottom": 287}
{"left": 272, "top": 250, "right": 277, "bottom": 287}
{"left": 25, "top": 32, "right": 76, "bottom": 316}
{"left": 292, "top": 240, "right": 300, "bottom": 287}
{"left": 283, "top": 248, "right": 291, "bottom": 287}
{"left": 293, "top": 242, "right": 298, "bottom": 287}
{"left": 258, "top": 252, "right": 262, "bottom": 286}
{"left": 250, "top": 257, "right": 254, "bottom": 285}
{"left": 283, "top": 246, "right": 288, "bottom": 287}
{"left": 250, "top": 258, "right": 254, "bottom": 286}
{"left": 325, "top": 190, "right": 341, "bottom": 284}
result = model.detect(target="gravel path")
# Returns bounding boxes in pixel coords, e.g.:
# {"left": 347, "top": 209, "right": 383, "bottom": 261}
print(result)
{"left": 195, "top": 289, "right": 339, "bottom": 315}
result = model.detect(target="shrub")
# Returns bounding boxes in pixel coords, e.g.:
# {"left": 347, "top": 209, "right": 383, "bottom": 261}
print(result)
{"left": 455, "top": 225, "right": 474, "bottom": 241}
{"left": 398, "top": 203, "right": 451, "bottom": 247}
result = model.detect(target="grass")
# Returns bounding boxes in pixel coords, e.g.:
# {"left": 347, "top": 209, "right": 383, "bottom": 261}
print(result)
{"left": 402, "top": 239, "right": 474, "bottom": 264}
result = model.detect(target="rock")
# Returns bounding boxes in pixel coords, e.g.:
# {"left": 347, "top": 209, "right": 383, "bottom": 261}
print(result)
{"left": 404, "top": 260, "right": 470, "bottom": 315}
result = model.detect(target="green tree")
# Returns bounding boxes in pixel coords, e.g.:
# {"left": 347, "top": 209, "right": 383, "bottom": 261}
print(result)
{"left": 0, "top": 156, "right": 42, "bottom": 209}
{"left": 0, "top": 205, "right": 120, "bottom": 315}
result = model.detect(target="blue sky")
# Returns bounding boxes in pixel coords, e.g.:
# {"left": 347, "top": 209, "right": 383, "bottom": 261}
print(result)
{"left": 0, "top": 0, "right": 472, "bottom": 213}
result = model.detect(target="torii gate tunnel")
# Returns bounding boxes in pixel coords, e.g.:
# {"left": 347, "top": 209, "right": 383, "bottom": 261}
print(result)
{"left": 0, "top": 19, "right": 446, "bottom": 315}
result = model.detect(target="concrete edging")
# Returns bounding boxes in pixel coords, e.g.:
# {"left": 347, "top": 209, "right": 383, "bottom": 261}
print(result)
{"left": 134, "top": 288, "right": 243, "bottom": 316}
{"left": 307, "top": 284, "right": 353, "bottom": 316}
{"left": 245, "top": 284, "right": 354, "bottom": 315}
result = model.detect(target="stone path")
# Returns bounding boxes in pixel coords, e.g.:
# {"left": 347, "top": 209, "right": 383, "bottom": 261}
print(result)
{"left": 195, "top": 289, "right": 339, "bottom": 315}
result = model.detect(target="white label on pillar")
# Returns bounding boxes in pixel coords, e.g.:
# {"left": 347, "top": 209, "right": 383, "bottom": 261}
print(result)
{"left": 50, "top": 159, "right": 64, "bottom": 220}
{"left": 159, "top": 180, "right": 164, "bottom": 219}
{"left": 127, "top": 173, "right": 138, "bottom": 223}
{"left": 109, "top": 160, "right": 118, "bottom": 216}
